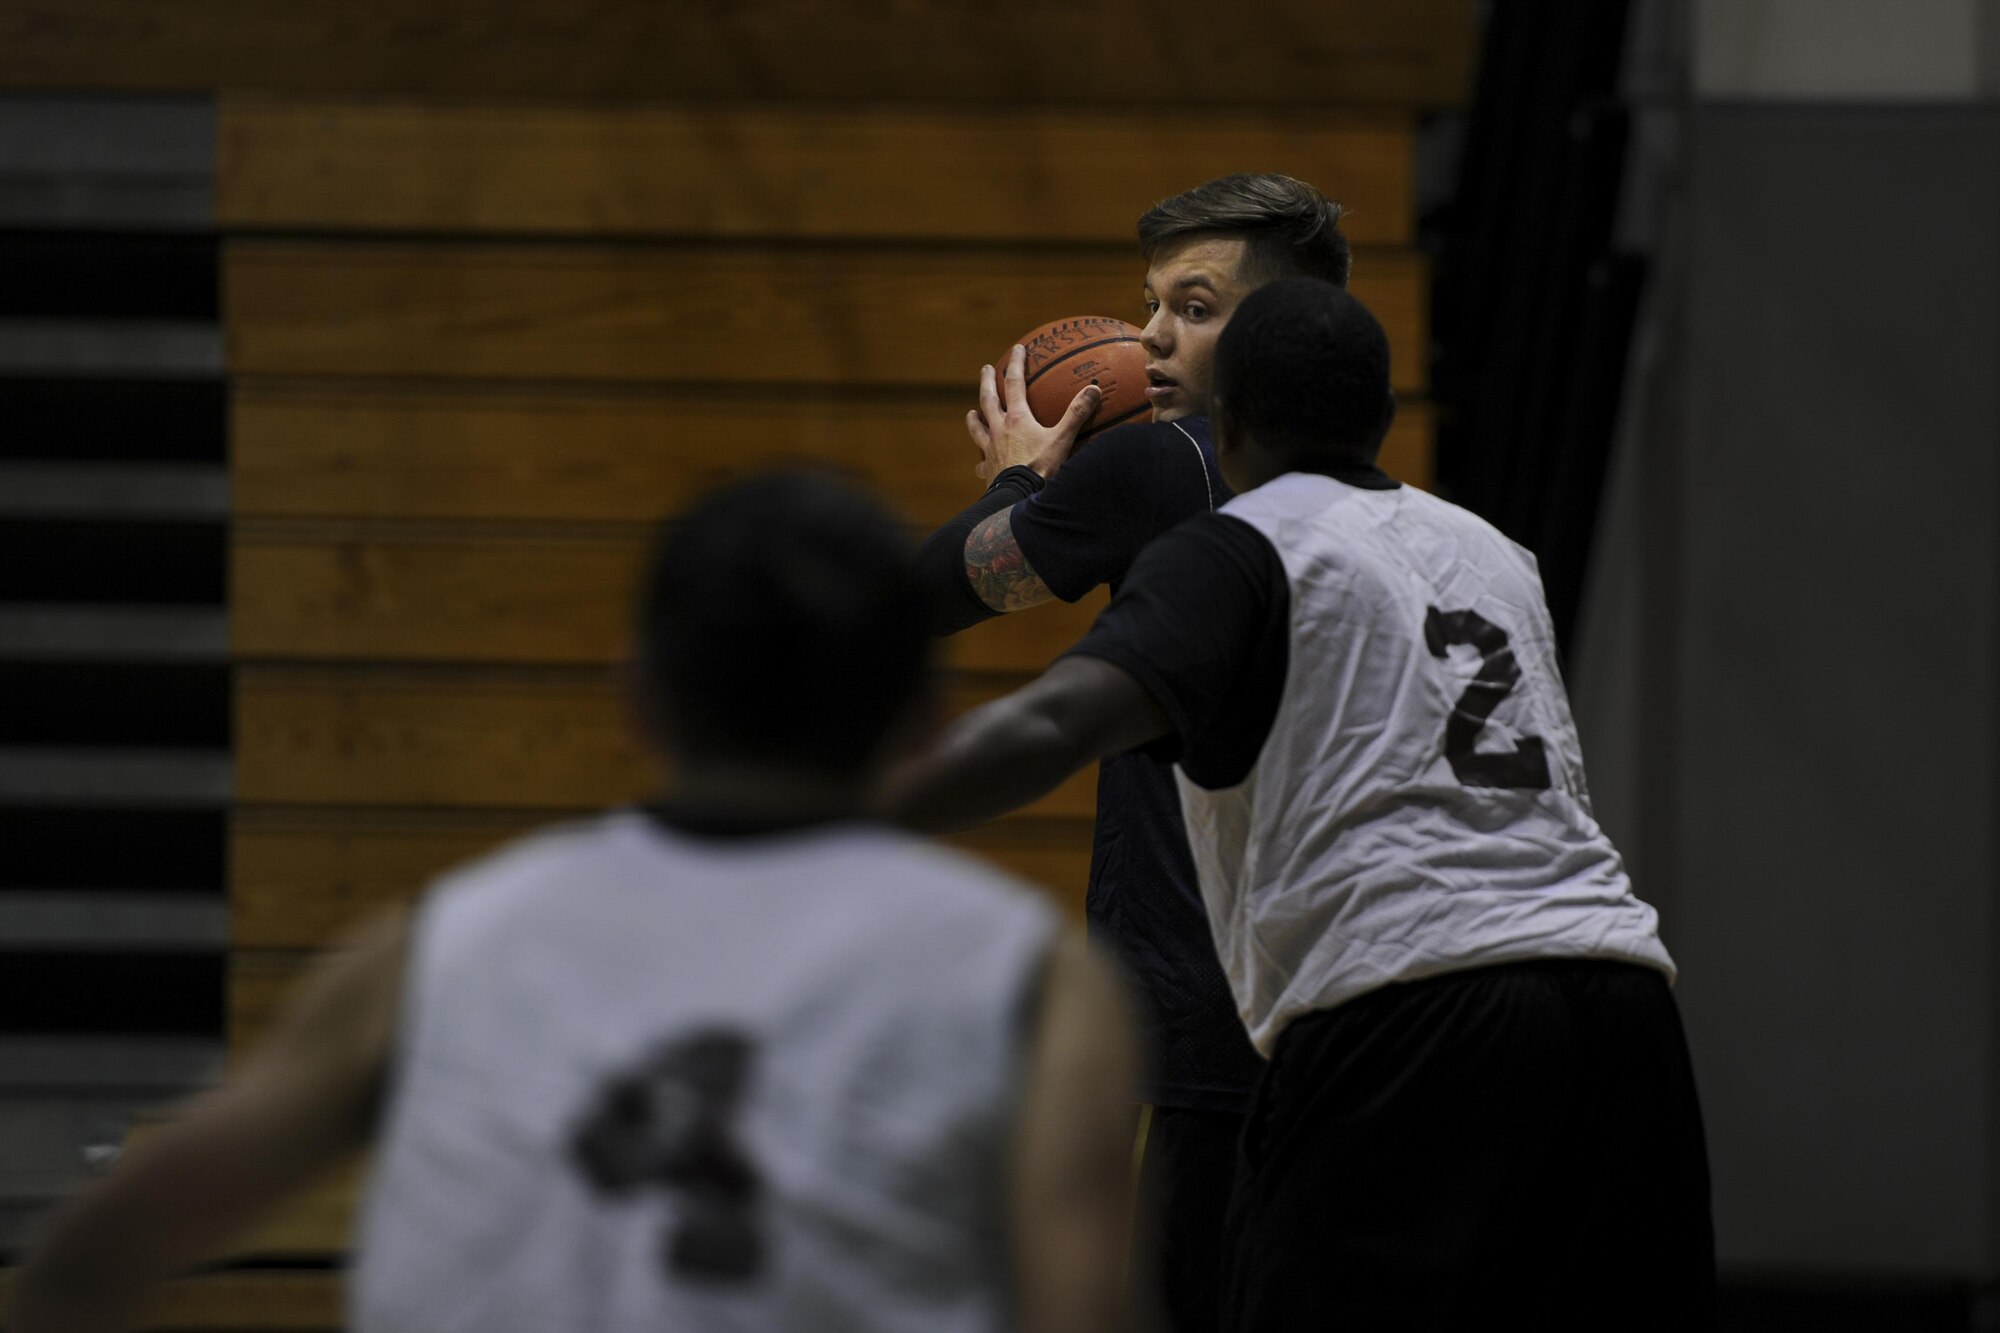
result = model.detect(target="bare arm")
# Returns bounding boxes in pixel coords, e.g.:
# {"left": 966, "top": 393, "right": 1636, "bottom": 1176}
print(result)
{"left": 1013, "top": 931, "right": 1152, "bottom": 1333}
{"left": 887, "top": 655, "right": 1171, "bottom": 834}
{"left": 9, "top": 913, "right": 407, "bottom": 1333}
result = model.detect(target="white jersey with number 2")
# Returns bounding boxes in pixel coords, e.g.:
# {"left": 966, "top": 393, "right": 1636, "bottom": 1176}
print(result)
{"left": 1176, "top": 471, "right": 1674, "bottom": 1056}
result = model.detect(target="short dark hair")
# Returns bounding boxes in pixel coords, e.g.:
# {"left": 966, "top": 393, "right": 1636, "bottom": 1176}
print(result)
{"left": 1137, "top": 173, "right": 1351, "bottom": 288}
{"left": 637, "top": 471, "right": 931, "bottom": 777}
{"left": 1213, "top": 277, "right": 1394, "bottom": 468}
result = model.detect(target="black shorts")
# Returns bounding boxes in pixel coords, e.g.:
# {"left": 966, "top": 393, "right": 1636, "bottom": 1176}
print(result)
{"left": 1220, "top": 959, "right": 1716, "bottom": 1331}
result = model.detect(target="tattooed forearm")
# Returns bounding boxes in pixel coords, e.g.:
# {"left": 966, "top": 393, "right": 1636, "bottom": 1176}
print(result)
{"left": 965, "top": 507, "right": 1055, "bottom": 613}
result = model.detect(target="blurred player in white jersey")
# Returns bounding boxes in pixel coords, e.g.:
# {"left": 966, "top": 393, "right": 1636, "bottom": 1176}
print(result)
{"left": 12, "top": 473, "right": 1144, "bottom": 1333}
{"left": 893, "top": 279, "right": 1716, "bottom": 1329}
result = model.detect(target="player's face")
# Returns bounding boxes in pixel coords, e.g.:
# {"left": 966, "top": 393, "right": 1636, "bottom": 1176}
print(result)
{"left": 1140, "top": 235, "right": 1258, "bottom": 423}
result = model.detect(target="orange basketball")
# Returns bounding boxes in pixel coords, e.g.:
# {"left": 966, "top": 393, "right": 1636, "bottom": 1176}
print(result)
{"left": 1008, "top": 316, "right": 1152, "bottom": 440}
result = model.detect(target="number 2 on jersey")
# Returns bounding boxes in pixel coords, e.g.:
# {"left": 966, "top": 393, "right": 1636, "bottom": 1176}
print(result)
{"left": 1423, "top": 607, "right": 1553, "bottom": 790}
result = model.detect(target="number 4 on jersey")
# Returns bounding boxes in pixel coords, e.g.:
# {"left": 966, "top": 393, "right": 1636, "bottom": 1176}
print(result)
{"left": 1423, "top": 607, "right": 1553, "bottom": 791}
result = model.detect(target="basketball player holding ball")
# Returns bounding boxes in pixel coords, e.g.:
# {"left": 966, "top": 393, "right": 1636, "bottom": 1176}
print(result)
{"left": 912, "top": 173, "right": 1351, "bottom": 1332}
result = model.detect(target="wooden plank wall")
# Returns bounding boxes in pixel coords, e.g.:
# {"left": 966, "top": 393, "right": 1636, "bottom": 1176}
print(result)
{"left": 0, "top": 1268, "right": 341, "bottom": 1331}
{"left": 222, "top": 96, "right": 1445, "bottom": 1036}
{"left": 0, "top": 1, "right": 1474, "bottom": 105}
{"left": 5, "top": 0, "right": 1472, "bottom": 1284}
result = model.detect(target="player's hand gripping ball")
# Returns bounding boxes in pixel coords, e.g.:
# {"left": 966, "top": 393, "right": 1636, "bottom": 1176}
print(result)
{"left": 1007, "top": 316, "right": 1152, "bottom": 441}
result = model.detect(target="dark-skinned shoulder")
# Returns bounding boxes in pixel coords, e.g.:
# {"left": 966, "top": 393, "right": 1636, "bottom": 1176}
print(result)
{"left": 1065, "top": 511, "right": 1290, "bottom": 790}
{"left": 1010, "top": 415, "right": 1227, "bottom": 603}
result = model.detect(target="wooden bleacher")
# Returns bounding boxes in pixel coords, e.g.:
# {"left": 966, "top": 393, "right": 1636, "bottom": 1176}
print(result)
{"left": 230, "top": 809, "right": 1098, "bottom": 953}
{"left": 0, "top": 3, "right": 1471, "bottom": 1326}
{"left": 228, "top": 385, "right": 1433, "bottom": 523}
{"left": 0, "top": 1269, "right": 342, "bottom": 1331}
{"left": 230, "top": 525, "right": 1109, "bottom": 670}
{"left": 213, "top": 102, "right": 1419, "bottom": 243}
{"left": 221, "top": 243, "right": 1427, "bottom": 386}
{"left": 0, "top": 0, "right": 1472, "bottom": 105}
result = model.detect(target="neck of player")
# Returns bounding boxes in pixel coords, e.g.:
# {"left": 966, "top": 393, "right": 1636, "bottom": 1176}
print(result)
{"left": 663, "top": 762, "right": 877, "bottom": 830}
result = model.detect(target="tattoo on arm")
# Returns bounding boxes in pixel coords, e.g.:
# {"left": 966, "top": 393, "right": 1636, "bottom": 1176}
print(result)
{"left": 965, "top": 506, "right": 1055, "bottom": 613}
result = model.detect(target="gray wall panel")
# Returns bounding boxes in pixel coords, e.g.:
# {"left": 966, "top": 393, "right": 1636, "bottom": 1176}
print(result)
{"left": 0, "top": 97, "right": 212, "bottom": 229}
{"left": 0, "top": 92, "right": 226, "bottom": 1254}
{"left": 1695, "top": 0, "right": 1985, "bottom": 100}
{"left": 1683, "top": 106, "right": 2000, "bottom": 1272}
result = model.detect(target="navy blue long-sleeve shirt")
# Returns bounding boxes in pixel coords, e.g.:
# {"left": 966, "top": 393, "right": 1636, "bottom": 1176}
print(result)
{"left": 912, "top": 416, "right": 1265, "bottom": 1112}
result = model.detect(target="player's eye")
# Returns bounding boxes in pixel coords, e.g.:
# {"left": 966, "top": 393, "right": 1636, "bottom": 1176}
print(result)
{"left": 1184, "top": 302, "right": 1208, "bottom": 320}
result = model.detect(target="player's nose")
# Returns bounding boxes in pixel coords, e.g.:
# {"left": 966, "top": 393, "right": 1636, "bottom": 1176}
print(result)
{"left": 1141, "top": 312, "right": 1171, "bottom": 356}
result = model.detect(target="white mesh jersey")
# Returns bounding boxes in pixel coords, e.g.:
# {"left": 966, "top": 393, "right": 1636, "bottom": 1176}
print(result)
{"left": 1175, "top": 472, "right": 1674, "bottom": 1056}
{"left": 350, "top": 811, "right": 1059, "bottom": 1333}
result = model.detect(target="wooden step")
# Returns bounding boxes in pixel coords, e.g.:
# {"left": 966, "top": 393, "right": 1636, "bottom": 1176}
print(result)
{"left": 0, "top": 1267, "right": 341, "bottom": 1330}
{"left": 230, "top": 522, "right": 1109, "bottom": 673}
{"left": 219, "top": 101, "right": 1415, "bottom": 245}
{"left": 231, "top": 382, "right": 1435, "bottom": 524}
{"left": 232, "top": 808, "right": 1096, "bottom": 949}
{"left": 0, "top": 0, "right": 1475, "bottom": 107}
{"left": 222, "top": 242, "right": 1429, "bottom": 392}
{"left": 234, "top": 665, "right": 1097, "bottom": 820}
{"left": 227, "top": 808, "right": 1087, "bottom": 1054}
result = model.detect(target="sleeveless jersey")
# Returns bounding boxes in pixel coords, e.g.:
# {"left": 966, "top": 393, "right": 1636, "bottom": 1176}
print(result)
{"left": 1175, "top": 472, "right": 1674, "bottom": 1056}
{"left": 351, "top": 811, "right": 1059, "bottom": 1333}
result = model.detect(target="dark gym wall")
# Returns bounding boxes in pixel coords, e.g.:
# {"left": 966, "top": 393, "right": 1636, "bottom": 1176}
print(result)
{"left": 1679, "top": 104, "right": 1999, "bottom": 1273}
{"left": 1573, "top": 1, "right": 2000, "bottom": 1287}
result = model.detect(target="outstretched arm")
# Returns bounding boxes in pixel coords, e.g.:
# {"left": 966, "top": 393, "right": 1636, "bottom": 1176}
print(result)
{"left": 887, "top": 655, "right": 1170, "bottom": 834}
{"left": 9, "top": 913, "right": 407, "bottom": 1333}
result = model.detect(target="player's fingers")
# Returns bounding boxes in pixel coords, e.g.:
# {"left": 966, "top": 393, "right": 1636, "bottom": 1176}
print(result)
{"left": 1002, "top": 345, "right": 1030, "bottom": 416}
{"left": 977, "top": 364, "right": 1003, "bottom": 425}
{"left": 966, "top": 409, "right": 993, "bottom": 451}
{"left": 1061, "top": 383, "right": 1103, "bottom": 435}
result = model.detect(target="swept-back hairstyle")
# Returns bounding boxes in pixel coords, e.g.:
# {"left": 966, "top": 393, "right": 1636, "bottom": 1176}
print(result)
{"left": 1137, "top": 173, "right": 1352, "bottom": 288}
{"left": 638, "top": 471, "right": 932, "bottom": 778}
